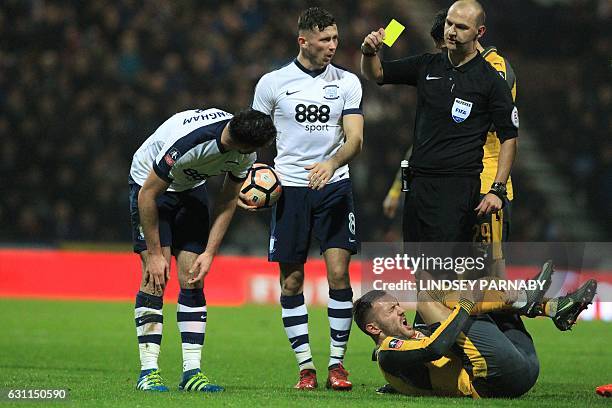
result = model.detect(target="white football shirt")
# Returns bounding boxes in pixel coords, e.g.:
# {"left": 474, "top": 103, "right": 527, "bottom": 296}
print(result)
{"left": 252, "top": 60, "right": 363, "bottom": 187}
{"left": 129, "top": 108, "right": 256, "bottom": 192}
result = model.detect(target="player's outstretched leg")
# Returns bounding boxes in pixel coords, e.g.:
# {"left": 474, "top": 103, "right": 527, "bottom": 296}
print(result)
{"left": 419, "top": 260, "right": 554, "bottom": 318}
{"left": 547, "top": 279, "right": 597, "bottom": 331}
{"left": 520, "top": 259, "right": 554, "bottom": 317}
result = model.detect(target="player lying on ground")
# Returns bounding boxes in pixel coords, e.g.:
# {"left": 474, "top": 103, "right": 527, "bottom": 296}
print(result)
{"left": 129, "top": 108, "right": 276, "bottom": 392}
{"left": 353, "top": 267, "right": 597, "bottom": 398}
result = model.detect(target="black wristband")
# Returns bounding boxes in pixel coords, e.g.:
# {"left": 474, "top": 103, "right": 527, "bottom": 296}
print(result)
{"left": 487, "top": 189, "right": 507, "bottom": 208}
{"left": 360, "top": 43, "right": 377, "bottom": 56}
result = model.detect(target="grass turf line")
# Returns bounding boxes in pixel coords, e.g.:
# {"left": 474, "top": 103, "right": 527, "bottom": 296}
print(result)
{"left": 0, "top": 299, "right": 610, "bottom": 407}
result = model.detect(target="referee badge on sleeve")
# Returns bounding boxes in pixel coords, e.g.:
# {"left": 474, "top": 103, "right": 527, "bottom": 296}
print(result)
{"left": 451, "top": 98, "right": 473, "bottom": 123}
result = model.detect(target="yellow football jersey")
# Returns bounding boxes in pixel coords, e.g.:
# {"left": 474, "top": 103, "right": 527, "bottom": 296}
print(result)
{"left": 481, "top": 46, "right": 516, "bottom": 200}
{"left": 376, "top": 304, "right": 481, "bottom": 399}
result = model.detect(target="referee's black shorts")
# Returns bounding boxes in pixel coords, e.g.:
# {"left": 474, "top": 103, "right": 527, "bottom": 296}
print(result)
{"left": 403, "top": 175, "right": 481, "bottom": 243}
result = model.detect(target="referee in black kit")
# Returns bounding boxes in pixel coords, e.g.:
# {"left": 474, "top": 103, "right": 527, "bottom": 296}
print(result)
{"left": 361, "top": 0, "right": 518, "bottom": 244}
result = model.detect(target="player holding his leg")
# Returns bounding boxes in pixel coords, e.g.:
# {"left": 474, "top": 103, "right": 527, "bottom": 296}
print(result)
{"left": 129, "top": 108, "right": 276, "bottom": 392}
{"left": 249, "top": 7, "right": 364, "bottom": 390}
{"left": 354, "top": 269, "right": 597, "bottom": 398}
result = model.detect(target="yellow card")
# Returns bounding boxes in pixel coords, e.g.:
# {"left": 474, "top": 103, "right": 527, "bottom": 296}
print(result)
{"left": 383, "top": 19, "right": 405, "bottom": 47}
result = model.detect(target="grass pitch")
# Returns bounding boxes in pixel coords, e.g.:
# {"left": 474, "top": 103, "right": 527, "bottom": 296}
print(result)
{"left": 0, "top": 299, "right": 610, "bottom": 407}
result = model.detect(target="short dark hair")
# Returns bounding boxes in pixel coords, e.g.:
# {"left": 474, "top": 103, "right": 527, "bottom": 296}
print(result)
{"left": 297, "top": 7, "right": 335, "bottom": 33}
{"left": 452, "top": 0, "right": 486, "bottom": 27}
{"left": 229, "top": 109, "right": 276, "bottom": 149}
{"left": 353, "top": 290, "right": 387, "bottom": 337}
{"left": 430, "top": 8, "right": 448, "bottom": 46}
{"left": 471, "top": 1, "right": 486, "bottom": 27}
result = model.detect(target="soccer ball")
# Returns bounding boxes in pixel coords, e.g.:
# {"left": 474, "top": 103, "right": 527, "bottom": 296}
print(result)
{"left": 240, "top": 163, "right": 282, "bottom": 208}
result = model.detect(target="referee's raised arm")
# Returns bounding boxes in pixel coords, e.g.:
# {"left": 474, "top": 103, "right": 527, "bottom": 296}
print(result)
{"left": 360, "top": 28, "right": 385, "bottom": 82}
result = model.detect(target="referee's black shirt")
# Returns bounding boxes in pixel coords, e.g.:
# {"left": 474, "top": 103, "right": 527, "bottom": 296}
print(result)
{"left": 381, "top": 51, "right": 518, "bottom": 176}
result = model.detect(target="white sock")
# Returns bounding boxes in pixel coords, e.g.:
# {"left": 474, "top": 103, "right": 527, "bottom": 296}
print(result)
{"left": 182, "top": 343, "right": 202, "bottom": 372}
{"left": 139, "top": 343, "right": 160, "bottom": 371}
{"left": 512, "top": 289, "right": 528, "bottom": 309}
{"left": 135, "top": 291, "right": 163, "bottom": 372}
{"left": 177, "top": 289, "right": 206, "bottom": 374}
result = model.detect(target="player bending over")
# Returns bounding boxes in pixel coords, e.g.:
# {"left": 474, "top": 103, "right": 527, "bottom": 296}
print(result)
{"left": 128, "top": 108, "right": 275, "bottom": 392}
{"left": 353, "top": 267, "right": 597, "bottom": 398}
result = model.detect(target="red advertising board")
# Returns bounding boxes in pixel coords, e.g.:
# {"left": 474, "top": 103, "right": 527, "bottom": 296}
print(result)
{"left": 0, "top": 249, "right": 610, "bottom": 321}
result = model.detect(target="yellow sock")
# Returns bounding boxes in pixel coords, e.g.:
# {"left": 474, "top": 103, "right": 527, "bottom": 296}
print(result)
{"left": 442, "top": 290, "right": 510, "bottom": 314}
{"left": 543, "top": 299, "right": 557, "bottom": 317}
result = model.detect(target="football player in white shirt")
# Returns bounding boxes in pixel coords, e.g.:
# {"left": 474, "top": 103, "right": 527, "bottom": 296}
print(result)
{"left": 129, "top": 108, "right": 275, "bottom": 392}
{"left": 249, "top": 7, "right": 364, "bottom": 391}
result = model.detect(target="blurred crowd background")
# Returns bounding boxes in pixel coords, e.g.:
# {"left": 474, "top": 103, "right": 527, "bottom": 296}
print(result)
{"left": 1, "top": 0, "right": 610, "bottom": 252}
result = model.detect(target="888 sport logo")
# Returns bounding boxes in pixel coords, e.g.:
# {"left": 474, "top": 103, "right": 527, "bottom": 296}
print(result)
{"left": 294, "top": 104, "right": 332, "bottom": 133}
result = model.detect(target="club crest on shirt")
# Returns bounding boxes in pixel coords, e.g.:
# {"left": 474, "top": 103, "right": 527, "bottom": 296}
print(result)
{"left": 323, "top": 85, "right": 339, "bottom": 100}
{"left": 388, "top": 338, "right": 404, "bottom": 349}
{"left": 451, "top": 98, "right": 473, "bottom": 123}
{"left": 164, "top": 148, "right": 181, "bottom": 166}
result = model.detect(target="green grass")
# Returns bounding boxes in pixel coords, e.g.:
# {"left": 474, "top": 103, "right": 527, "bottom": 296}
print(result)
{"left": 0, "top": 299, "right": 610, "bottom": 407}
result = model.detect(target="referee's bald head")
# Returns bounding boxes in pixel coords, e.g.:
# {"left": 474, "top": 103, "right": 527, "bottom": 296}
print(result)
{"left": 450, "top": 0, "right": 486, "bottom": 28}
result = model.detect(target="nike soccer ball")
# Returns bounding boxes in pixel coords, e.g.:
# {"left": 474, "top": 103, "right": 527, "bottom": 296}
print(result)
{"left": 240, "top": 163, "right": 282, "bottom": 208}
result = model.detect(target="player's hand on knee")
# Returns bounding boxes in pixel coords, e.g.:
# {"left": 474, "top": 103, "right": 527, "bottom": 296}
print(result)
{"left": 305, "top": 160, "right": 336, "bottom": 190}
{"left": 475, "top": 193, "right": 502, "bottom": 217}
{"left": 187, "top": 251, "right": 214, "bottom": 284}
{"left": 362, "top": 28, "right": 385, "bottom": 54}
{"left": 146, "top": 254, "right": 169, "bottom": 294}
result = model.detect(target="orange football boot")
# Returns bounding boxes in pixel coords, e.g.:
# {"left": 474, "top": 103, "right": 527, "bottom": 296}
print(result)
{"left": 326, "top": 364, "right": 352, "bottom": 391}
{"left": 294, "top": 369, "right": 317, "bottom": 390}
{"left": 596, "top": 384, "right": 612, "bottom": 397}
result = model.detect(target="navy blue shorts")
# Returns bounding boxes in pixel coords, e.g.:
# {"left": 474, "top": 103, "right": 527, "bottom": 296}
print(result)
{"left": 268, "top": 179, "right": 358, "bottom": 263}
{"left": 129, "top": 183, "right": 210, "bottom": 254}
